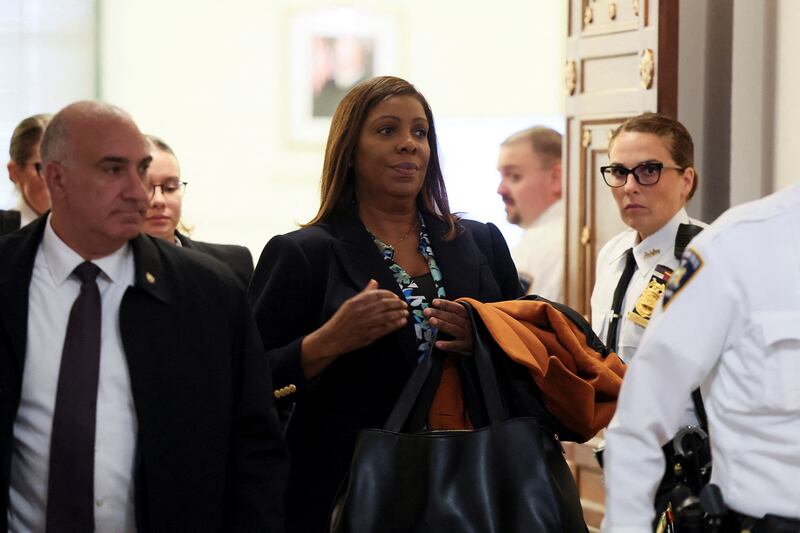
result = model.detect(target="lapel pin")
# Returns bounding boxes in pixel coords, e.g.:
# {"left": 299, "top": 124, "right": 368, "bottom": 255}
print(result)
{"left": 145, "top": 272, "right": 156, "bottom": 284}
{"left": 643, "top": 248, "right": 660, "bottom": 259}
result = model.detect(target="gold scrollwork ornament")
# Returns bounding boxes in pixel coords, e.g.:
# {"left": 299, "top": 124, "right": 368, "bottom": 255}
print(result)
{"left": 565, "top": 60, "right": 577, "bottom": 96}
{"left": 582, "top": 128, "right": 592, "bottom": 149}
{"left": 584, "top": 5, "right": 593, "bottom": 26}
{"left": 640, "top": 48, "right": 655, "bottom": 90}
{"left": 580, "top": 226, "right": 591, "bottom": 247}
{"left": 609, "top": 1, "right": 617, "bottom": 20}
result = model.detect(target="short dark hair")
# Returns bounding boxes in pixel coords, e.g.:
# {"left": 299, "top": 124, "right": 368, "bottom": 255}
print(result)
{"left": 9, "top": 114, "right": 51, "bottom": 165}
{"left": 304, "top": 75, "right": 459, "bottom": 239}
{"left": 609, "top": 112, "right": 698, "bottom": 199}
{"left": 501, "top": 126, "right": 562, "bottom": 168}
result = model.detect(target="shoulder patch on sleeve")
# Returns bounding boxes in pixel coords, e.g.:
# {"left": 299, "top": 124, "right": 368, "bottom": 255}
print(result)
{"left": 662, "top": 248, "right": 704, "bottom": 308}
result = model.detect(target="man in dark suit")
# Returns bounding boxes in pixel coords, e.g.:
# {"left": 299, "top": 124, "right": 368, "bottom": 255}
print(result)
{"left": 0, "top": 101, "right": 287, "bottom": 532}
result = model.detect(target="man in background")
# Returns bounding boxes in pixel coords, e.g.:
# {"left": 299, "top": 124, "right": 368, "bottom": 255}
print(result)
{"left": 497, "top": 126, "right": 564, "bottom": 301}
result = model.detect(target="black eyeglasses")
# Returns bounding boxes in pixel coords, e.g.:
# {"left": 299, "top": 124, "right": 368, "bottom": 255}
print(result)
{"left": 148, "top": 180, "right": 188, "bottom": 200}
{"left": 600, "top": 162, "right": 684, "bottom": 187}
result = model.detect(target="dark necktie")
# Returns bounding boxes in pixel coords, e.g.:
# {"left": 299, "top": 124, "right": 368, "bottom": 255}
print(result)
{"left": 606, "top": 248, "right": 635, "bottom": 353}
{"left": 47, "top": 261, "right": 102, "bottom": 533}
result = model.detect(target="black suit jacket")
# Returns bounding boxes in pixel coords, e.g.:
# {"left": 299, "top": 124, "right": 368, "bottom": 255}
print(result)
{"left": 0, "top": 217, "right": 288, "bottom": 532}
{"left": 248, "top": 208, "right": 522, "bottom": 532}
{"left": 0, "top": 209, "right": 21, "bottom": 236}
{"left": 175, "top": 231, "right": 254, "bottom": 289}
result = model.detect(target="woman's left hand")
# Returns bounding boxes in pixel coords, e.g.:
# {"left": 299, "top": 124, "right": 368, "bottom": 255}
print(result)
{"left": 423, "top": 299, "right": 473, "bottom": 355}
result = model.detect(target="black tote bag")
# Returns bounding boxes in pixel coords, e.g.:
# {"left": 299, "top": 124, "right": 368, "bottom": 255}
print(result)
{"left": 329, "top": 302, "right": 584, "bottom": 533}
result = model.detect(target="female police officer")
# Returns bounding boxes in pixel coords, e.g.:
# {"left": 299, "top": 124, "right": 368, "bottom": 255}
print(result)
{"left": 590, "top": 113, "right": 707, "bottom": 521}
{"left": 591, "top": 113, "right": 705, "bottom": 362}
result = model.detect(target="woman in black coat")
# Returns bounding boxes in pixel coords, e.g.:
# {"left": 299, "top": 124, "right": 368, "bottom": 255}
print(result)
{"left": 248, "top": 76, "right": 522, "bottom": 532}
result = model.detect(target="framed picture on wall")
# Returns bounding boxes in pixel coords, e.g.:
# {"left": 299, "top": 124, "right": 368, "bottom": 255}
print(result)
{"left": 284, "top": 6, "right": 400, "bottom": 147}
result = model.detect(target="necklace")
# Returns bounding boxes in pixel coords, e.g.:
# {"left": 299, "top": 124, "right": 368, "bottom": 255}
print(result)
{"left": 396, "top": 219, "right": 420, "bottom": 244}
{"left": 369, "top": 219, "right": 420, "bottom": 248}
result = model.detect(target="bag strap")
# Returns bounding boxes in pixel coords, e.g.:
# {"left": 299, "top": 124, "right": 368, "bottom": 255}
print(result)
{"left": 675, "top": 223, "right": 710, "bottom": 434}
{"left": 464, "top": 302, "right": 506, "bottom": 424}
{"left": 383, "top": 301, "right": 508, "bottom": 431}
{"left": 383, "top": 337, "right": 441, "bottom": 432}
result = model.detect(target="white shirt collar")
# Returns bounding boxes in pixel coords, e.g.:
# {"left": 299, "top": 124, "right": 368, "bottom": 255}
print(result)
{"left": 604, "top": 207, "right": 691, "bottom": 267}
{"left": 41, "top": 214, "right": 133, "bottom": 287}
{"left": 632, "top": 207, "right": 690, "bottom": 269}
{"left": 528, "top": 198, "right": 564, "bottom": 229}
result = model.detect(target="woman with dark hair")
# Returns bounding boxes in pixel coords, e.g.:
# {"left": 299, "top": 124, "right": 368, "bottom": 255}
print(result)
{"left": 248, "top": 76, "right": 522, "bottom": 531}
{"left": 2, "top": 114, "right": 51, "bottom": 235}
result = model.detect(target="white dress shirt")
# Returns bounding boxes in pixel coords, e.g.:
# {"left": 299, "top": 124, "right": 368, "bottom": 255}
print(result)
{"left": 511, "top": 198, "right": 565, "bottom": 302}
{"left": 8, "top": 216, "right": 138, "bottom": 532}
{"left": 591, "top": 208, "right": 705, "bottom": 363}
{"left": 602, "top": 184, "right": 800, "bottom": 532}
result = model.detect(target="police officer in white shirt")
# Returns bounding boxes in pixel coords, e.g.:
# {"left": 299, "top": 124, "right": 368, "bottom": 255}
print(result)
{"left": 591, "top": 113, "right": 705, "bottom": 363}
{"left": 590, "top": 113, "right": 707, "bottom": 521}
{"left": 603, "top": 183, "right": 800, "bottom": 532}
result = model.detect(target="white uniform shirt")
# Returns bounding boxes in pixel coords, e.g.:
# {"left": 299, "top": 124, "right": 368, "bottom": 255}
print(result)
{"left": 8, "top": 216, "right": 138, "bottom": 532}
{"left": 602, "top": 184, "right": 800, "bottom": 532}
{"left": 591, "top": 208, "right": 705, "bottom": 363}
{"left": 511, "top": 199, "right": 564, "bottom": 302}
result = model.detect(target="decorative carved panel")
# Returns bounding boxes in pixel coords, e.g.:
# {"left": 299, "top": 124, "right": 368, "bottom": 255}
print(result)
{"left": 580, "top": 0, "right": 647, "bottom": 36}
{"left": 564, "top": 2, "right": 678, "bottom": 527}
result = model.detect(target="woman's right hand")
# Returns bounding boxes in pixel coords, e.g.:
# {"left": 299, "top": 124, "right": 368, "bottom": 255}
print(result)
{"left": 300, "top": 279, "right": 409, "bottom": 378}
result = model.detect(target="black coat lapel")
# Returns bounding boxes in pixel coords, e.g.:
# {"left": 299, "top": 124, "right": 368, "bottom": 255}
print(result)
{"left": 120, "top": 236, "right": 173, "bottom": 413}
{"left": 328, "top": 208, "right": 419, "bottom": 363}
{"left": 423, "top": 213, "right": 483, "bottom": 300}
{"left": 329, "top": 209, "right": 405, "bottom": 299}
{"left": 118, "top": 236, "right": 176, "bottom": 529}
{"left": 0, "top": 215, "right": 47, "bottom": 381}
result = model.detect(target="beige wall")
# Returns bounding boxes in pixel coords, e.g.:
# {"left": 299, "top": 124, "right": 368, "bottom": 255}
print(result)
{"left": 100, "top": 0, "right": 566, "bottom": 257}
{"left": 728, "top": 0, "right": 800, "bottom": 206}
{"left": 683, "top": 0, "right": 800, "bottom": 218}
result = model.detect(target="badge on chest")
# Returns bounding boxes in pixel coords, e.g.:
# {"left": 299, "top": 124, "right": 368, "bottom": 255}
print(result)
{"left": 627, "top": 264, "right": 672, "bottom": 327}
